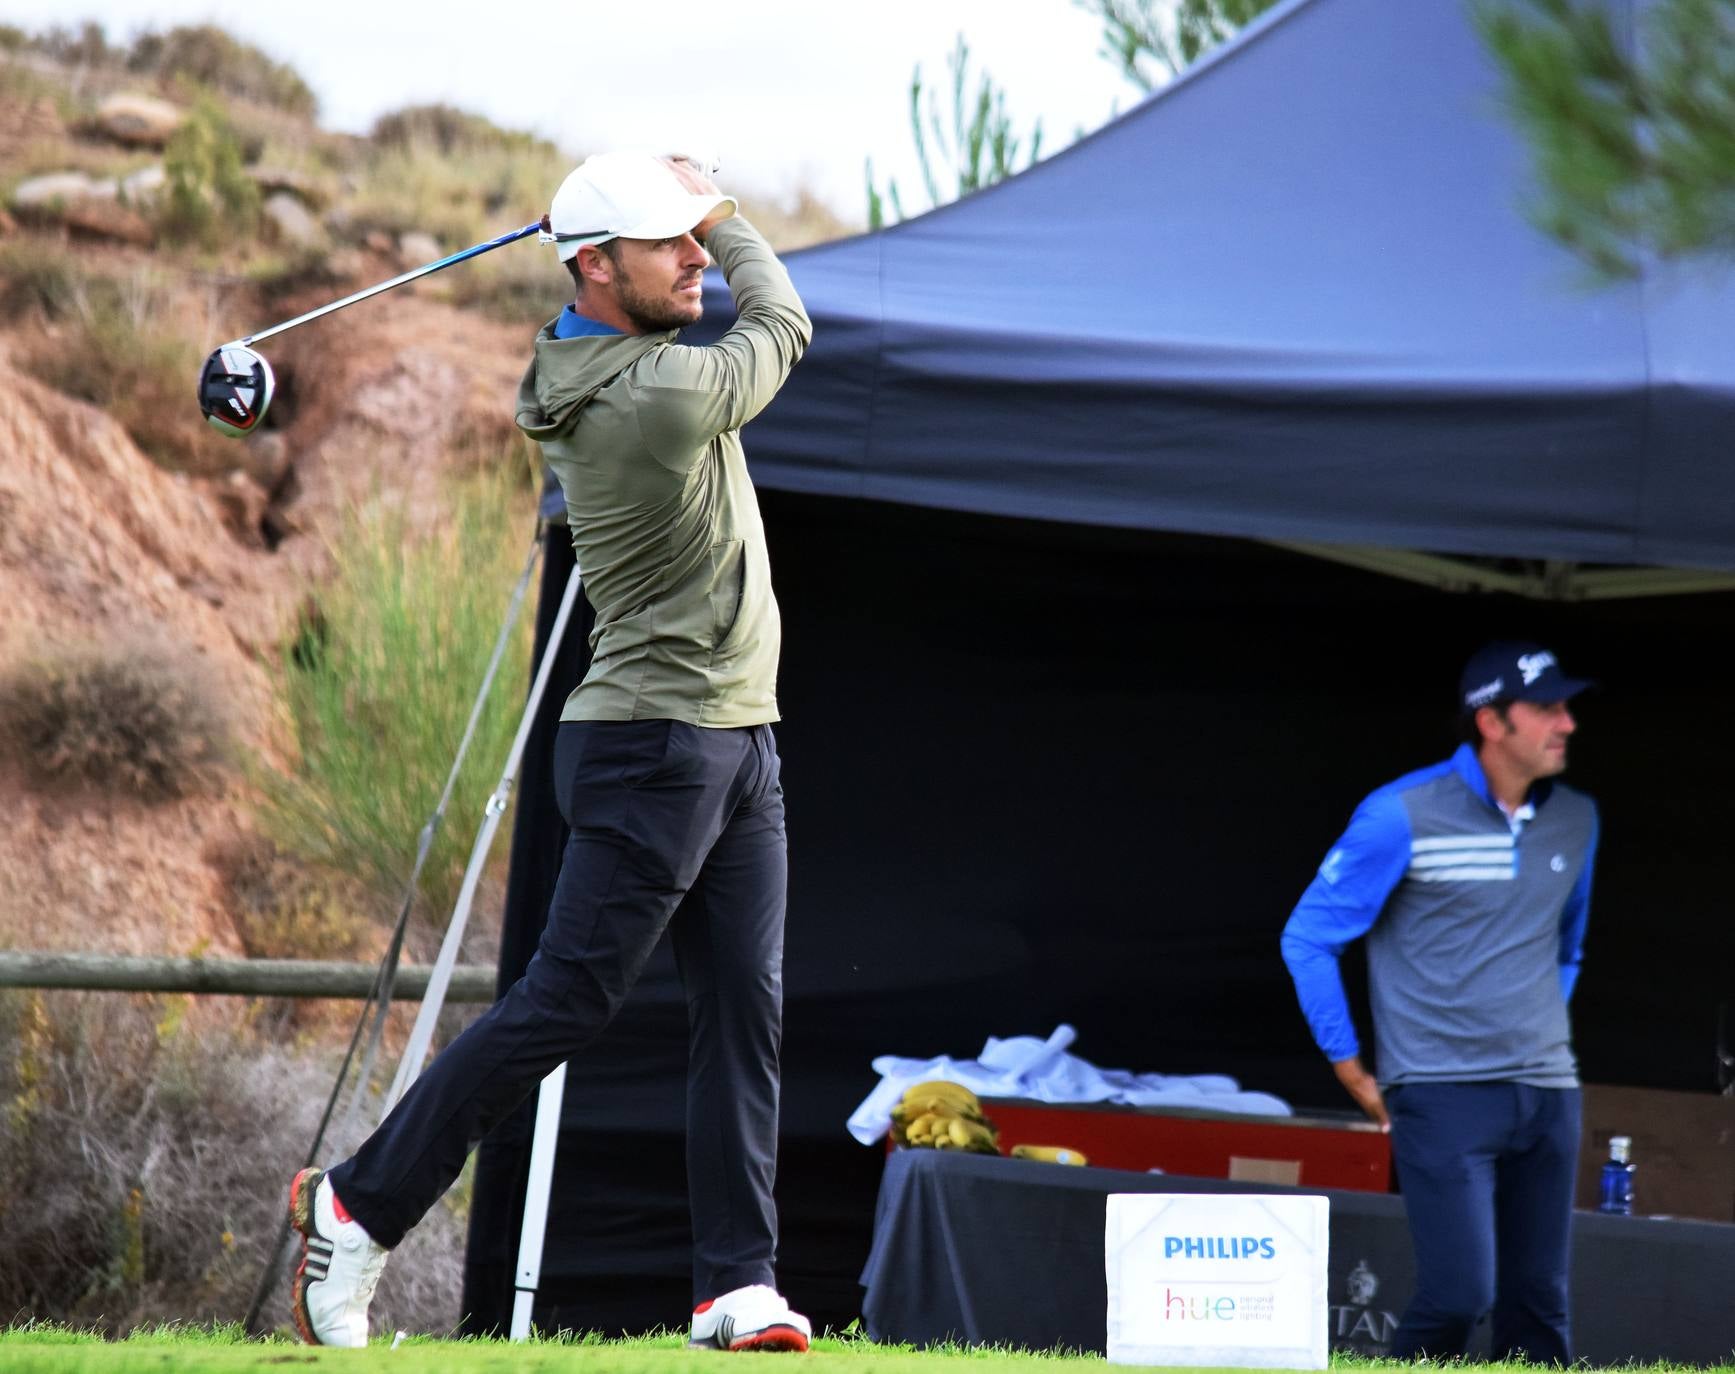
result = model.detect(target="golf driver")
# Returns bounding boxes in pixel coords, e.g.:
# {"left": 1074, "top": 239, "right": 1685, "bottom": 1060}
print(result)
{"left": 197, "top": 219, "right": 543, "bottom": 437}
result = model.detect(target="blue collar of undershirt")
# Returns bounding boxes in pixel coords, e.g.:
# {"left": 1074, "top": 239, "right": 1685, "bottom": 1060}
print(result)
{"left": 554, "top": 305, "right": 623, "bottom": 339}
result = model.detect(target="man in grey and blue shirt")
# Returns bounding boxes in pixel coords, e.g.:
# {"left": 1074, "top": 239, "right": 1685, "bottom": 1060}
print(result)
{"left": 1281, "top": 642, "right": 1597, "bottom": 1363}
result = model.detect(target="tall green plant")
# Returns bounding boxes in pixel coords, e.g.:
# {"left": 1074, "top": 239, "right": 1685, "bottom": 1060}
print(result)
{"left": 866, "top": 36, "right": 1045, "bottom": 229}
{"left": 1478, "top": 0, "right": 1735, "bottom": 279}
{"left": 157, "top": 95, "right": 259, "bottom": 249}
{"left": 257, "top": 472, "right": 537, "bottom": 923}
{"left": 866, "top": 3, "right": 1278, "bottom": 228}
{"left": 1078, "top": 0, "right": 1282, "bottom": 92}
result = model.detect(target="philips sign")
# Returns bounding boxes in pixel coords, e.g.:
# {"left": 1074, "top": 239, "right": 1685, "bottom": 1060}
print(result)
{"left": 1107, "top": 1195, "right": 1329, "bottom": 1370}
{"left": 1163, "top": 1235, "right": 1277, "bottom": 1260}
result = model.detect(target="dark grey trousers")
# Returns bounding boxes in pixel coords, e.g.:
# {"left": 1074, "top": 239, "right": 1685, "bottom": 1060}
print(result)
{"left": 1387, "top": 1082, "right": 1580, "bottom": 1363}
{"left": 330, "top": 719, "right": 787, "bottom": 1304}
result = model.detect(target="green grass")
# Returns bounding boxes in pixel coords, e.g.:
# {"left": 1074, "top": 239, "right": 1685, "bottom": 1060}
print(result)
{"left": 1, "top": 1326, "right": 1727, "bottom": 1374}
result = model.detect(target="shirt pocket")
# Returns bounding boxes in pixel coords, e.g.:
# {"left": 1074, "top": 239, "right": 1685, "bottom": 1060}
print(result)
{"left": 706, "top": 538, "right": 746, "bottom": 652}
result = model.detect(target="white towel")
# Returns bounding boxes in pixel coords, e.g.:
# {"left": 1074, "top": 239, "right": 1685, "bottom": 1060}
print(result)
{"left": 847, "top": 1024, "right": 1291, "bottom": 1144}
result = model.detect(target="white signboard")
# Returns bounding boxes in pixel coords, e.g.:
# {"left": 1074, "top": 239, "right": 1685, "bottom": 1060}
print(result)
{"left": 1106, "top": 1193, "right": 1329, "bottom": 1370}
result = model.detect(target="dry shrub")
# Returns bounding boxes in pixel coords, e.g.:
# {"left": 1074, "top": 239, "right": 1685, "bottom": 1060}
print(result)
{"left": 1, "top": 138, "right": 154, "bottom": 183}
{"left": 0, "top": 640, "right": 231, "bottom": 803}
{"left": 125, "top": 25, "right": 317, "bottom": 119}
{"left": 442, "top": 243, "right": 569, "bottom": 326}
{"left": 215, "top": 833, "right": 375, "bottom": 962}
{"left": 0, "top": 53, "right": 81, "bottom": 125}
{"left": 20, "top": 21, "right": 113, "bottom": 68}
{"left": 736, "top": 186, "right": 857, "bottom": 253}
{"left": 246, "top": 244, "right": 354, "bottom": 309}
{"left": 19, "top": 269, "right": 240, "bottom": 474}
{"left": 0, "top": 989, "right": 471, "bottom": 1335}
{"left": 0, "top": 238, "right": 85, "bottom": 322}
{"left": 370, "top": 104, "right": 550, "bottom": 157}
{"left": 346, "top": 107, "right": 569, "bottom": 250}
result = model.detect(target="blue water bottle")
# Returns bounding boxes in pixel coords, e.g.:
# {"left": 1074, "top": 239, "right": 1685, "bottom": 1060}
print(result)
{"left": 1598, "top": 1135, "right": 1635, "bottom": 1215}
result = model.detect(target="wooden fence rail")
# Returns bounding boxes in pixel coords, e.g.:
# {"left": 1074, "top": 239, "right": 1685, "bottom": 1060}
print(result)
{"left": 0, "top": 952, "right": 498, "bottom": 1002}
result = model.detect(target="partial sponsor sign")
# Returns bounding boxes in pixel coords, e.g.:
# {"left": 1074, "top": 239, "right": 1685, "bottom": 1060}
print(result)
{"left": 1332, "top": 1257, "right": 1400, "bottom": 1353}
{"left": 1106, "top": 1193, "right": 1329, "bottom": 1369}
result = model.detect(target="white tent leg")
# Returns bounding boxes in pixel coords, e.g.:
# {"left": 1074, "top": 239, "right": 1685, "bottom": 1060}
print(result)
{"left": 509, "top": 1062, "right": 569, "bottom": 1341}
{"left": 383, "top": 562, "right": 585, "bottom": 1118}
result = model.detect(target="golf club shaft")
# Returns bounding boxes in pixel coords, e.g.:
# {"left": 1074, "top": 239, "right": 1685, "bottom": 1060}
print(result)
{"left": 239, "top": 221, "right": 542, "bottom": 348}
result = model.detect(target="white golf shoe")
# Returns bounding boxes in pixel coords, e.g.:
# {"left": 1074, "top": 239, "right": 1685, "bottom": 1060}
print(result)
{"left": 689, "top": 1283, "right": 812, "bottom": 1352}
{"left": 288, "top": 1166, "right": 388, "bottom": 1347}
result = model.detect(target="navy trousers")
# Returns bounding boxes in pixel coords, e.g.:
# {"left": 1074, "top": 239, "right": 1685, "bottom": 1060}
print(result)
{"left": 1386, "top": 1082, "right": 1581, "bottom": 1364}
{"left": 330, "top": 719, "right": 788, "bottom": 1304}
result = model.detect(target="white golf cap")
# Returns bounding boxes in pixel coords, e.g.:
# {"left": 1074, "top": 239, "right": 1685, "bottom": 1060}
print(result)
{"left": 544, "top": 152, "right": 736, "bottom": 261}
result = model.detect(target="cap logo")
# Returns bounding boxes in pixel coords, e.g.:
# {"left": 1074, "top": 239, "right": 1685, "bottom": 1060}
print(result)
{"left": 1466, "top": 677, "right": 1504, "bottom": 707}
{"left": 1518, "top": 651, "right": 1555, "bottom": 686}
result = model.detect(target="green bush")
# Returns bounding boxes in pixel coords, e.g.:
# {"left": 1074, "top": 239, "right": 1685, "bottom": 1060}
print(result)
{"left": 256, "top": 471, "right": 538, "bottom": 921}
{"left": 126, "top": 25, "right": 317, "bottom": 118}
{"left": 157, "top": 95, "right": 259, "bottom": 249}
{"left": 0, "top": 640, "right": 231, "bottom": 803}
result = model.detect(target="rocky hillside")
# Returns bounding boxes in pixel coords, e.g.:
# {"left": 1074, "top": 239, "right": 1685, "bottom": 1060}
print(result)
{"left": 0, "top": 24, "right": 852, "bottom": 963}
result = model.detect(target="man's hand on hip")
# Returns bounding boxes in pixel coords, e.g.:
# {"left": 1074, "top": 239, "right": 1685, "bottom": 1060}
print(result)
{"left": 1332, "top": 1056, "right": 1390, "bottom": 1131}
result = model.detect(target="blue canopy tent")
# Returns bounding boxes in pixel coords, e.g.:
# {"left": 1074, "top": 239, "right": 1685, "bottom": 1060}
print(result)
{"left": 715, "top": 0, "right": 1735, "bottom": 592}
{"left": 461, "top": 0, "right": 1735, "bottom": 1349}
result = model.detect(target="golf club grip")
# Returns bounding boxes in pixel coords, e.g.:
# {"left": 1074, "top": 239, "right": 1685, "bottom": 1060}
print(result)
{"left": 241, "top": 221, "right": 543, "bottom": 347}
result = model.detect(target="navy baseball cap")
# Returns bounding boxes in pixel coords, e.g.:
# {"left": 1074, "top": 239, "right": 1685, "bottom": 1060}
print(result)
{"left": 1459, "top": 642, "right": 1593, "bottom": 711}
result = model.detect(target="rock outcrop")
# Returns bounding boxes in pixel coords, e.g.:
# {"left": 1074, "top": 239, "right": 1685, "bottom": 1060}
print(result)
{"left": 94, "top": 92, "right": 185, "bottom": 148}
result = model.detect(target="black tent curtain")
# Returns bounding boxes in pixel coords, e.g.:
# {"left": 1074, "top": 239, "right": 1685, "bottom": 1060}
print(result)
{"left": 460, "top": 492, "right": 1735, "bottom": 1336}
{"left": 457, "top": 0, "right": 1735, "bottom": 1332}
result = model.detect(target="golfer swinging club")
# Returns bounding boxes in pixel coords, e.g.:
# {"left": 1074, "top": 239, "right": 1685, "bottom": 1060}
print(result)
{"left": 287, "top": 151, "right": 813, "bottom": 1350}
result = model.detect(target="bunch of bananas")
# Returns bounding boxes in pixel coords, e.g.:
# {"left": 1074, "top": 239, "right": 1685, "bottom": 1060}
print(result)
{"left": 889, "top": 1080, "right": 1000, "bottom": 1154}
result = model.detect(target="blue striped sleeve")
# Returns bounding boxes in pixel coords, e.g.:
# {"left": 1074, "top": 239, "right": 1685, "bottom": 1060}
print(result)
{"left": 1279, "top": 789, "right": 1412, "bottom": 1062}
{"left": 1558, "top": 806, "right": 1598, "bottom": 1002}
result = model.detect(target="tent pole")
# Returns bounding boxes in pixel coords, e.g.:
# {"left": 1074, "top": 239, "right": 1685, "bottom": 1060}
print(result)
{"left": 383, "top": 562, "right": 586, "bottom": 1117}
{"left": 509, "top": 1062, "right": 568, "bottom": 1340}
{"left": 1268, "top": 541, "right": 1735, "bottom": 601}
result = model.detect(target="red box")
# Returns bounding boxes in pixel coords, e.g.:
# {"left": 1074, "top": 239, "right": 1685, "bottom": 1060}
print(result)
{"left": 977, "top": 1097, "right": 1392, "bottom": 1192}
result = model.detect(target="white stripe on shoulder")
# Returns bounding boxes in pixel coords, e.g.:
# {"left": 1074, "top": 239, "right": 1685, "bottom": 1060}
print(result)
{"left": 1412, "top": 865, "right": 1516, "bottom": 882}
{"left": 1411, "top": 833, "right": 1513, "bottom": 853}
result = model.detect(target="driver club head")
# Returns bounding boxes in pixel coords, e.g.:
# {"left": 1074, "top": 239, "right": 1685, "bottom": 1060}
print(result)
{"left": 198, "top": 343, "right": 275, "bottom": 438}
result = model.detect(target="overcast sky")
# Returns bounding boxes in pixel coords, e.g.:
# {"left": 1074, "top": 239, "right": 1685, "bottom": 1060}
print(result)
{"left": 10, "top": 0, "right": 1146, "bottom": 223}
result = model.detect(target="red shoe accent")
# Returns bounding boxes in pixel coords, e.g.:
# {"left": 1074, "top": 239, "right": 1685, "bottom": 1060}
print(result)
{"left": 331, "top": 1190, "right": 354, "bottom": 1225}
{"left": 693, "top": 1299, "right": 716, "bottom": 1315}
{"left": 729, "top": 1325, "right": 810, "bottom": 1353}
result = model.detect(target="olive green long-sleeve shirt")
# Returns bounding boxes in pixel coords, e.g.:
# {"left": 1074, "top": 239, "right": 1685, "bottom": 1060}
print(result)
{"left": 515, "top": 218, "right": 811, "bottom": 726}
